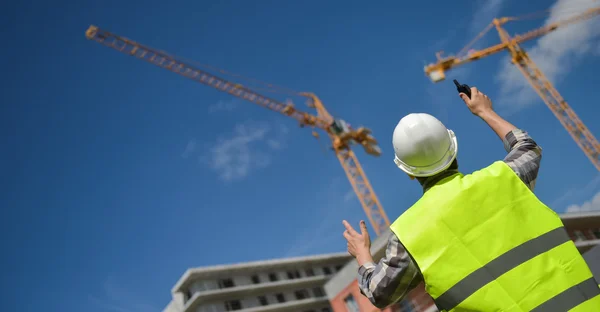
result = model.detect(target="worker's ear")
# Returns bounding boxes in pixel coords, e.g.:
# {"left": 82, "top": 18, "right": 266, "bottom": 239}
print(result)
{"left": 407, "top": 174, "right": 415, "bottom": 180}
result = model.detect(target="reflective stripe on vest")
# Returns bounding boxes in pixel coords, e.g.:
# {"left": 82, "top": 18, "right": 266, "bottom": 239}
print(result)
{"left": 390, "top": 161, "right": 600, "bottom": 311}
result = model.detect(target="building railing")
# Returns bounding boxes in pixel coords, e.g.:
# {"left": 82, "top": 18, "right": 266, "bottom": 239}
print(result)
{"left": 183, "top": 276, "right": 329, "bottom": 312}
{"left": 233, "top": 297, "right": 330, "bottom": 312}
{"left": 185, "top": 266, "right": 341, "bottom": 298}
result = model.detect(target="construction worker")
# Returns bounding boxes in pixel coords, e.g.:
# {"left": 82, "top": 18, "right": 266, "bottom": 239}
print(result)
{"left": 342, "top": 87, "right": 600, "bottom": 311}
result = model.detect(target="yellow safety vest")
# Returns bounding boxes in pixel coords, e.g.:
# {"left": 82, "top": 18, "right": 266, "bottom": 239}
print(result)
{"left": 390, "top": 161, "right": 600, "bottom": 311}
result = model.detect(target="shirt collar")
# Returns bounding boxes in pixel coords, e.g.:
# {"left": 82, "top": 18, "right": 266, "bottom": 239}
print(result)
{"left": 421, "top": 169, "right": 460, "bottom": 193}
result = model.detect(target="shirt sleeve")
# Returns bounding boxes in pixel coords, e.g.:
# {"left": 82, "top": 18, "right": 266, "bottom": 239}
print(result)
{"left": 357, "top": 233, "right": 423, "bottom": 308}
{"left": 502, "top": 129, "right": 543, "bottom": 191}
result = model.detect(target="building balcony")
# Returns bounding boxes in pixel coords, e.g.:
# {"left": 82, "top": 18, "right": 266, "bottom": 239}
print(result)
{"left": 236, "top": 297, "right": 329, "bottom": 312}
{"left": 173, "top": 253, "right": 349, "bottom": 293}
{"left": 183, "top": 275, "right": 329, "bottom": 312}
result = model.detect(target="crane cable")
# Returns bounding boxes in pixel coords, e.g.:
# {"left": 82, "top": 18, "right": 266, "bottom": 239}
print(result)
{"left": 161, "top": 50, "right": 302, "bottom": 97}
{"left": 115, "top": 30, "right": 304, "bottom": 98}
{"left": 457, "top": 23, "right": 494, "bottom": 58}
{"left": 147, "top": 40, "right": 334, "bottom": 137}
{"left": 507, "top": 8, "right": 552, "bottom": 21}
{"left": 508, "top": 4, "right": 599, "bottom": 21}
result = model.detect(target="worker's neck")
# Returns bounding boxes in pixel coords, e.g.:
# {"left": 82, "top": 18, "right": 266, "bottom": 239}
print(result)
{"left": 418, "top": 159, "right": 459, "bottom": 193}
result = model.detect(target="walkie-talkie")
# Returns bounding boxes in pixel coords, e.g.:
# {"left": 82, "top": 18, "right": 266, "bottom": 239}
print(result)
{"left": 453, "top": 79, "right": 471, "bottom": 99}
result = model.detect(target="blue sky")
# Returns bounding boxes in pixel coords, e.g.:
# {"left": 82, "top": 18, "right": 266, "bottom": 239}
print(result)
{"left": 2, "top": 0, "right": 600, "bottom": 311}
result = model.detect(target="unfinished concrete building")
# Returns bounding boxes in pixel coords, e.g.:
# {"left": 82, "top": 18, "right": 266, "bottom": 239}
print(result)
{"left": 163, "top": 253, "right": 351, "bottom": 312}
{"left": 163, "top": 211, "right": 600, "bottom": 312}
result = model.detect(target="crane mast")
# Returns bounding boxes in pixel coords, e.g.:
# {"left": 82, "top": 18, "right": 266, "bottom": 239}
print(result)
{"left": 424, "top": 7, "right": 600, "bottom": 171}
{"left": 492, "top": 19, "right": 600, "bottom": 172}
{"left": 85, "top": 26, "right": 390, "bottom": 235}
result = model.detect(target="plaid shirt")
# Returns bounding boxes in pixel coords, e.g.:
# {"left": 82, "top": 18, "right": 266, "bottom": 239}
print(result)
{"left": 358, "top": 129, "right": 543, "bottom": 308}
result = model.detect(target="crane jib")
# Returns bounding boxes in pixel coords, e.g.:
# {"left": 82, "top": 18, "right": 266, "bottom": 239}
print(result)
{"left": 424, "top": 7, "right": 600, "bottom": 171}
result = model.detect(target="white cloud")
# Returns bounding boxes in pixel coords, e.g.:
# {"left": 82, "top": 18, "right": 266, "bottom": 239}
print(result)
{"left": 471, "top": 0, "right": 505, "bottom": 33}
{"left": 208, "top": 99, "right": 237, "bottom": 113}
{"left": 551, "top": 174, "right": 600, "bottom": 209}
{"left": 283, "top": 178, "right": 359, "bottom": 257}
{"left": 88, "top": 276, "right": 157, "bottom": 312}
{"left": 343, "top": 189, "right": 356, "bottom": 203}
{"left": 266, "top": 123, "right": 289, "bottom": 150}
{"left": 566, "top": 191, "right": 600, "bottom": 213}
{"left": 495, "top": 0, "right": 600, "bottom": 113}
{"left": 202, "top": 120, "right": 288, "bottom": 182}
{"left": 181, "top": 139, "right": 197, "bottom": 159}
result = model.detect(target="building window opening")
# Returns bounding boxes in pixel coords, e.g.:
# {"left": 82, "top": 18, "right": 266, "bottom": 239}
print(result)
{"left": 344, "top": 295, "right": 359, "bottom": 312}
{"left": 321, "top": 308, "right": 332, "bottom": 312}
{"left": 258, "top": 296, "right": 268, "bottom": 306}
{"left": 224, "top": 300, "right": 242, "bottom": 311}
{"left": 287, "top": 270, "right": 301, "bottom": 279}
{"left": 593, "top": 228, "right": 600, "bottom": 239}
{"left": 574, "top": 230, "right": 587, "bottom": 242}
{"left": 313, "top": 287, "right": 325, "bottom": 297}
{"left": 219, "top": 278, "right": 235, "bottom": 289}
{"left": 275, "top": 293, "right": 286, "bottom": 303}
{"left": 295, "top": 289, "right": 309, "bottom": 300}
{"left": 251, "top": 275, "right": 260, "bottom": 284}
{"left": 269, "top": 273, "right": 278, "bottom": 282}
{"left": 305, "top": 268, "right": 315, "bottom": 277}
{"left": 323, "top": 267, "right": 332, "bottom": 275}
{"left": 185, "top": 289, "right": 193, "bottom": 302}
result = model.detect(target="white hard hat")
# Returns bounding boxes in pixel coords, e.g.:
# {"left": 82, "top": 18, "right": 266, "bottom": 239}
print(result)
{"left": 392, "top": 113, "right": 458, "bottom": 177}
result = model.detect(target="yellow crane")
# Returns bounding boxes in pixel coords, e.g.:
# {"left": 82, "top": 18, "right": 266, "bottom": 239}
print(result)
{"left": 85, "top": 26, "right": 391, "bottom": 235}
{"left": 425, "top": 6, "right": 600, "bottom": 171}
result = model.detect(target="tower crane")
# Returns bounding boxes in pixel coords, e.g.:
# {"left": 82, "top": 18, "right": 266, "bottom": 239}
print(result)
{"left": 425, "top": 6, "right": 600, "bottom": 171}
{"left": 85, "top": 26, "right": 391, "bottom": 235}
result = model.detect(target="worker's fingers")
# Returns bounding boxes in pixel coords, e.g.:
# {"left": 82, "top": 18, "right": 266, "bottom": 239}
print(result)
{"left": 343, "top": 230, "right": 351, "bottom": 240}
{"left": 342, "top": 220, "right": 359, "bottom": 236}
{"left": 359, "top": 220, "right": 369, "bottom": 237}
{"left": 471, "top": 87, "right": 479, "bottom": 95}
{"left": 459, "top": 93, "right": 469, "bottom": 103}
